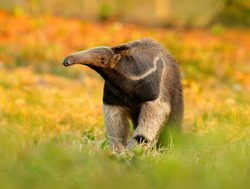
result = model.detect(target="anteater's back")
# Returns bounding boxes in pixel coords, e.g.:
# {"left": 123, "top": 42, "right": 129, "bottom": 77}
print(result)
{"left": 164, "top": 52, "right": 183, "bottom": 128}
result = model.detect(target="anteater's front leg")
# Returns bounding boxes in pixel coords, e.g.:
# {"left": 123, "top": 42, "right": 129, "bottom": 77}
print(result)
{"left": 103, "top": 104, "right": 130, "bottom": 152}
{"left": 127, "top": 99, "right": 171, "bottom": 148}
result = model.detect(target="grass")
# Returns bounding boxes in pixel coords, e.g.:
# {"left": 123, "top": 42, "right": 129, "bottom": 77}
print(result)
{"left": 0, "top": 11, "right": 250, "bottom": 189}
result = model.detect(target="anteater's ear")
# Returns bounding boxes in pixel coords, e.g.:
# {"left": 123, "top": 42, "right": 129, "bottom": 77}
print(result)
{"left": 110, "top": 43, "right": 129, "bottom": 68}
{"left": 111, "top": 43, "right": 130, "bottom": 54}
{"left": 110, "top": 54, "right": 121, "bottom": 68}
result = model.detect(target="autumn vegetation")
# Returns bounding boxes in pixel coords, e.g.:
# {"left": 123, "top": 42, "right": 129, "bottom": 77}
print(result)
{"left": 0, "top": 9, "right": 250, "bottom": 189}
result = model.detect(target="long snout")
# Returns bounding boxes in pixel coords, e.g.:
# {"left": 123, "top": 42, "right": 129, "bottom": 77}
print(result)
{"left": 62, "top": 46, "right": 112, "bottom": 68}
{"left": 62, "top": 50, "right": 93, "bottom": 67}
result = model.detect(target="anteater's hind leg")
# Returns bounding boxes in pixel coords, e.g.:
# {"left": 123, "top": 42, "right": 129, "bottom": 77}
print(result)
{"left": 127, "top": 98, "right": 171, "bottom": 149}
{"left": 103, "top": 104, "right": 130, "bottom": 152}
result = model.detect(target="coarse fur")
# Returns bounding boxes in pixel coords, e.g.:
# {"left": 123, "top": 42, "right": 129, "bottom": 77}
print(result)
{"left": 63, "top": 38, "right": 183, "bottom": 152}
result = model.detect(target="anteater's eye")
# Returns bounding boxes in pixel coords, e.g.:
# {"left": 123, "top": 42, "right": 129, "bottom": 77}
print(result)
{"left": 101, "top": 57, "right": 106, "bottom": 64}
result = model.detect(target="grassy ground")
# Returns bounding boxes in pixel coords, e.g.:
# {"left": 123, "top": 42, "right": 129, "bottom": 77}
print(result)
{"left": 0, "top": 12, "right": 250, "bottom": 189}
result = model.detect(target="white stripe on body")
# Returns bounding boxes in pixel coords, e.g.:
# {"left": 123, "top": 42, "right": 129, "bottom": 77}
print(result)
{"left": 116, "top": 56, "right": 163, "bottom": 81}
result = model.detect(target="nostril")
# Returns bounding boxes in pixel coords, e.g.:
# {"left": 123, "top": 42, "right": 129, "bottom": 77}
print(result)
{"left": 63, "top": 58, "right": 67, "bottom": 64}
{"left": 63, "top": 57, "right": 70, "bottom": 66}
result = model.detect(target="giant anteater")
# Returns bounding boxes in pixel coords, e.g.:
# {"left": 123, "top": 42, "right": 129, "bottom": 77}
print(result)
{"left": 63, "top": 39, "right": 183, "bottom": 152}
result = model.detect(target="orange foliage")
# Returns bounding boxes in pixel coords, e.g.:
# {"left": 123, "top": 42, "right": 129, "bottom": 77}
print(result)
{"left": 0, "top": 11, "right": 249, "bottom": 50}
{"left": 0, "top": 10, "right": 249, "bottom": 87}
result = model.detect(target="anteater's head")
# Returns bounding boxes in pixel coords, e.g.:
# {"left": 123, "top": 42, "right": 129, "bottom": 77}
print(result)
{"left": 62, "top": 46, "right": 123, "bottom": 69}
